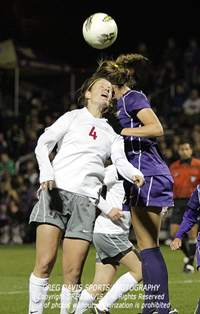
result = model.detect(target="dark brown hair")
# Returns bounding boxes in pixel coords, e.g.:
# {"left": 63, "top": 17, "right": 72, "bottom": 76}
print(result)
{"left": 77, "top": 77, "right": 100, "bottom": 107}
{"left": 94, "top": 53, "right": 150, "bottom": 88}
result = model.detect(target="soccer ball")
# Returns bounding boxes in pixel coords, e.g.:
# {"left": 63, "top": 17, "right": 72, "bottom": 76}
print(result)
{"left": 82, "top": 13, "right": 118, "bottom": 49}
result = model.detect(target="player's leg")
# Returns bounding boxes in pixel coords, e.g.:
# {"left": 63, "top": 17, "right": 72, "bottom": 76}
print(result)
{"left": 60, "top": 238, "right": 91, "bottom": 314}
{"left": 96, "top": 249, "right": 142, "bottom": 313}
{"left": 171, "top": 223, "right": 189, "bottom": 265}
{"left": 29, "top": 223, "right": 63, "bottom": 314}
{"left": 75, "top": 262, "right": 118, "bottom": 314}
{"left": 187, "top": 223, "right": 198, "bottom": 271}
{"left": 194, "top": 235, "right": 200, "bottom": 314}
{"left": 60, "top": 193, "right": 97, "bottom": 314}
{"left": 131, "top": 206, "right": 170, "bottom": 314}
{"left": 170, "top": 199, "right": 190, "bottom": 268}
{"left": 119, "top": 249, "right": 142, "bottom": 282}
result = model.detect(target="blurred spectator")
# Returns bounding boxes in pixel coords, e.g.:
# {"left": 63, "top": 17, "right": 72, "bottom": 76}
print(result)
{"left": 170, "top": 84, "right": 186, "bottom": 118}
{"left": 0, "top": 153, "right": 16, "bottom": 176}
{"left": 0, "top": 132, "right": 8, "bottom": 156}
{"left": 68, "top": 102, "right": 79, "bottom": 111}
{"left": 6, "top": 123, "right": 25, "bottom": 160}
{"left": 183, "top": 89, "right": 200, "bottom": 115}
{"left": 0, "top": 200, "right": 25, "bottom": 245}
{"left": 192, "top": 124, "right": 200, "bottom": 158}
{"left": 169, "top": 135, "right": 181, "bottom": 162}
{"left": 1, "top": 174, "right": 20, "bottom": 205}
{"left": 162, "top": 37, "right": 181, "bottom": 73}
{"left": 137, "top": 42, "right": 151, "bottom": 59}
{"left": 1, "top": 109, "right": 16, "bottom": 134}
{"left": 30, "top": 92, "right": 43, "bottom": 111}
{"left": 156, "top": 60, "right": 178, "bottom": 88}
{"left": 183, "top": 38, "right": 200, "bottom": 92}
{"left": 60, "top": 93, "right": 73, "bottom": 112}
{"left": 0, "top": 203, "right": 9, "bottom": 235}
{"left": 155, "top": 60, "right": 178, "bottom": 118}
{"left": 43, "top": 114, "right": 54, "bottom": 128}
{"left": 182, "top": 89, "right": 200, "bottom": 127}
{"left": 24, "top": 130, "right": 38, "bottom": 154}
{"left": 18, "top": 90, "right": 33, "bottom": 119}
{"left": 23, "top": 160, "right": 39, "bottom": 185}
{"left": 16, "top": 178, "right": 35, "bottom": 219}
{"left": 192, "top": 74, "right": 200, "bottom": 94}
{"left": 134, "top": 42, "right": 155, "bottom": 94}
{"left": 163, "top": 147, "right": 175, "bottom": 167}
{"left": 25, "top": 108, "right": 44, "bottom": 136}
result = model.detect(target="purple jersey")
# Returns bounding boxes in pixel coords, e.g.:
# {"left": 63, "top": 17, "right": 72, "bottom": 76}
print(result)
{"left": 175, "top": 184, "right": 200, "bottom": 240}
{"left": 117, "top": 90, "right": 171, "bottom": 176}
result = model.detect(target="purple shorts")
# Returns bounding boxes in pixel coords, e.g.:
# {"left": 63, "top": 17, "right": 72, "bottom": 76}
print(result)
{"left": 196, "top": 232, "right": 200, "bottom": 269}
{"left": 125, "top": 175, "right": 174, "bottom": 207}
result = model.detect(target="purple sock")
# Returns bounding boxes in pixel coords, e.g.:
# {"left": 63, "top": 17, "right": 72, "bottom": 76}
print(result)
{"left": 140, "top": 247, "right": 170, "bottom": 314}
{"left": 198, "top": 298, "right": 200, "bottom": 314}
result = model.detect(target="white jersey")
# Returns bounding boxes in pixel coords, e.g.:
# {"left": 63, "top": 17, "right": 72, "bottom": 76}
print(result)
{"left": 35, "top": 107, "right": 143, "bottom": 199}
{"left": 94, "top": 164, "right": 131, "bottom": 235}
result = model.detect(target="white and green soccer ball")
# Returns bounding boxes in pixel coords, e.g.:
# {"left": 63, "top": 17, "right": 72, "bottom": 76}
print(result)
{"left": 82, "top": 12, "right": 118, "bottom": 49}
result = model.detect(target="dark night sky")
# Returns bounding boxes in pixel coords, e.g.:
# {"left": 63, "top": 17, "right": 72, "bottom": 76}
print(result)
{"left": 1, "top": 0, "right": 200, "bottom": 69}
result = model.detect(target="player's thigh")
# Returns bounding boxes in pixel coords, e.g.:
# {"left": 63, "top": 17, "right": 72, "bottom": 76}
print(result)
{"left": 62, "top": 238, "right": 91, "bottom": 279}
{"left": 34, "top": 223, "right": 63, "bottom": 273}
{"left": 131, "top": 206, "right": 162, "bottom": 250}
{"left": 189, "top": 223, "right": 199, "bottom": 239}
{"left": 170, "top": 223, "right": 180, "bottom": 238}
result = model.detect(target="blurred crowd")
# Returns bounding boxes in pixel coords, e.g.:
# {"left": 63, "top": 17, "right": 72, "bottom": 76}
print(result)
{"left": 1, "top": 36, "right": 200, "bottom": 244}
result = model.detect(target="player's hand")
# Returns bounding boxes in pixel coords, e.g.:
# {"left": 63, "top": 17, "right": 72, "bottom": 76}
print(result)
{"left": 108, "top": 207, "right": 123, "bottom": 220}
{"left": 132, "top": 175, "right": 146, "bottom": 188}
{"left": 41, "top": 180, "right": 53, "bottom": 191}
{"left": 170, "top": 238, "right": 182, "bottom": 251}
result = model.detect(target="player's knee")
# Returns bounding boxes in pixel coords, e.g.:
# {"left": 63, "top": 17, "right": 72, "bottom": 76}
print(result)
{"left": 34, "top": 257, "right": 55, "bottom": 276}
{"left": 64, "top": 267, "right": 82, "bottom": 284}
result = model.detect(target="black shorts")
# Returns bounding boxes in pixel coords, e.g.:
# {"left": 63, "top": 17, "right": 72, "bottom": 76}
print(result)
{"left": 170, "top": 198, "right": 190, "bottom": 225}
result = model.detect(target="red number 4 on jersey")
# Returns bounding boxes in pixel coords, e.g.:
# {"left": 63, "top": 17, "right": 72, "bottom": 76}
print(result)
{"left": 89, "top": 126, "right": 97, "bottom": 140}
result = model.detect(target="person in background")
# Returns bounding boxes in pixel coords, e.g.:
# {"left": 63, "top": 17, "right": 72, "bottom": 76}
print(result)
{"left": 75, "top": 163, "right": 142, "bottom": 314}
{"left": 93, "top": 53, "right": 177, "bottom": 314}
{"left": 0, "top": 153, "right": 16, "bottom": 176}
{"left": 182, "top": 89, "right": 200, "bottom": 120}
{"left": 169, "top": 141, "right": 200, "bottom": 273}
{"left": 170, "top": 184, "right": 200, "bottom": 314}
{"left": 0, "top": 132, "right": 8, "bottom": 156}
{"left": 183, "top": 38, "right": 200, "bottom": 92}
{"left": 28, "top": 76, "right": 145, "bottom": 314}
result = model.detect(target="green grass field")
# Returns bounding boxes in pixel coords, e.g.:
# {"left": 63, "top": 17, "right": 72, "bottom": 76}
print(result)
{"left": 0, "top": 244, "right": 199, "bottom": 314}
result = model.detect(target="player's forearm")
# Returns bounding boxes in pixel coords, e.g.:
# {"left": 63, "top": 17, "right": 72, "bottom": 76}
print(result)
{"left": 121, "top": 124, "right": 163, "bottom": 138}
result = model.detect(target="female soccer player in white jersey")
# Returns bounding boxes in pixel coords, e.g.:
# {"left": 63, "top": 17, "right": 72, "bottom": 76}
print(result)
{"left": 28, "top": 77, "right": 145, "bottom": 314}
{"left": 75, "top": 163, "right": 142, "bottom": 314}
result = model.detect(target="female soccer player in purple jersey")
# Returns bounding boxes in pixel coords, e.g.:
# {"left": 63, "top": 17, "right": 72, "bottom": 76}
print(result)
{"left": 171, "top": 184, "right": 200, "bottom": 314}
{"left": 28, "top": 76, "right": 145, "bottom": 314}
{"left": 93, "top": 54, "right": 178, "bottom": 314}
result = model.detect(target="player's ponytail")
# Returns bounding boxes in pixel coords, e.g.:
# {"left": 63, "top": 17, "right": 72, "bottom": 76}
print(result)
{"left": 116, "top": 53, "right": 150, "bottom": 67}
